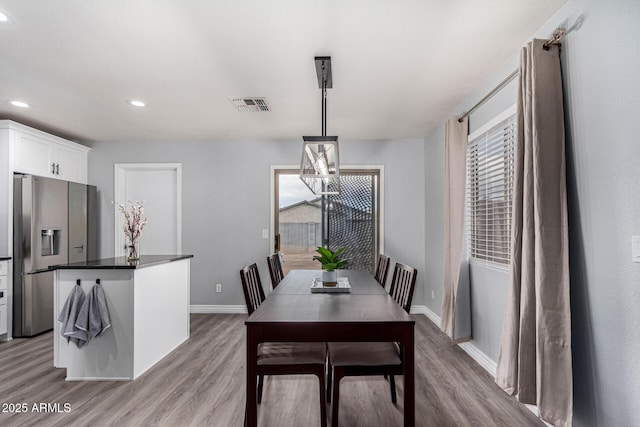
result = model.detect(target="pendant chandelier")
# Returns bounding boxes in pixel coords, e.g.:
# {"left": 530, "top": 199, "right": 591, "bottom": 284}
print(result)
{"left": 299, "top": 56, "right": 340, "bottom": 195}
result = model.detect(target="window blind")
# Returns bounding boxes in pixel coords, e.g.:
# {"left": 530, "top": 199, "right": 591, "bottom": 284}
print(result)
{"left": 467, "top": 114, "right": 516, "bottom": 266}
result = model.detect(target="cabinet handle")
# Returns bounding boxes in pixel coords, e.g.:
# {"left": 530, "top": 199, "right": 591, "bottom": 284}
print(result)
{"left": 51, "top": 163, "right": 56, "bottom": 174}
{"left": 0, "top": 291, "right": 3, "bottom": 298}
{"left": 55, "top": 163, "right": 60, "bottom": 175}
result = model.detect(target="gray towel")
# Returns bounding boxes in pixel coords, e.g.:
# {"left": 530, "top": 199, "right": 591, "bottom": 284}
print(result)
{"left": 57, "top": 282, "right": 88, "bottom": 348}
{"left": 75, "top": 281, "right": 111, "bottom": 341}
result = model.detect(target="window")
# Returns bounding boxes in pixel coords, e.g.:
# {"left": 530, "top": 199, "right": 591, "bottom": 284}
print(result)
{"left": 467, "top": 107, "right": 516, "bottom": 267}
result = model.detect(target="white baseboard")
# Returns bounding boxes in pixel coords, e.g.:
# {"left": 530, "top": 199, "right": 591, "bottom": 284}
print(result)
{"left": 190, "top": 305, "right": 247, "bottom": 314}
{"left": 423, "top": 305, "right": 442, "bottom": 326}
{"left": 409, "top": 305, "right": 427, "bottom": 315}
{"left": 457, "top": 341, "right": 497, "bottom": 377}
{"left": 456, "top": 341, "right": 547, "bottom": 425}
{"left": 422, "top": 305, "right": 498, "bottom": 378}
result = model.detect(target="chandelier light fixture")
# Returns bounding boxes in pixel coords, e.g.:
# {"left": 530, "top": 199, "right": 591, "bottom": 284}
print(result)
{"left": 299, "top": 56, "right": 340, "bottom": 195}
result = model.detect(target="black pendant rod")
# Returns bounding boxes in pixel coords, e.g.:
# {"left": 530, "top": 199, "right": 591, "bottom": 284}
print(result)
{"left": 319, "top": 61, "right": 328, "bottom": 240}
{"left": 322, "top": 78, "right": 327, "bottom": 137}
{"left": 315, "top": 56, "right": 331, "bottom": 137}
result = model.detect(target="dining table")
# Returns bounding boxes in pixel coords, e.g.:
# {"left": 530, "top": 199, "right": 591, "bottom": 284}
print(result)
{"left": 245, "top": 269, "right": 415, "bottom": 426}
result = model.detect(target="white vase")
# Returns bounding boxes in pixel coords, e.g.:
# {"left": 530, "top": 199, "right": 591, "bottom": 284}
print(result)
{"left": 322, "top": 270, "right": 337, "bottom": 286}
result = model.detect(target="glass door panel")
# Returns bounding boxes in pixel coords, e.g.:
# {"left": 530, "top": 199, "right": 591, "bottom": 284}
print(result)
{"left": 326, "top": 172, "right": 378, "bottom": 273}
{"left": 276, "top": 172, "right": 321, "bottom": 275}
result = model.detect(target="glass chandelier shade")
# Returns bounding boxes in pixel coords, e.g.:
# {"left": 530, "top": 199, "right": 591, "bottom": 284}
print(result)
{"left": 299, "top": 135, "right": 340, "bottom": 195}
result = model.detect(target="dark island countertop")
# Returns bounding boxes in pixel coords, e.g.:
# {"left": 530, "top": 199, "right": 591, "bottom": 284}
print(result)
{"left": 51, "top": 254, "right": 193, "bottom": 270}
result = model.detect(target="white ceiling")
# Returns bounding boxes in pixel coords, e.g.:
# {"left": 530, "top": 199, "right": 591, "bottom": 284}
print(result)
{"left": 0, "top": 0, "right": 567, "bottom": 142}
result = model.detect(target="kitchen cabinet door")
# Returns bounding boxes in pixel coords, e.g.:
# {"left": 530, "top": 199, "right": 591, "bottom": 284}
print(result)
{"left": 0, "top": 304, "right": 7, "bottom": 335}
{"left": 55, "top": 143, "right": 87, "bottom": 183}
{"left": 0, "top": 260, "right": 7, "bottom": 336}
{"left": 13, "top": 131, "right": 55, "bottom": 177}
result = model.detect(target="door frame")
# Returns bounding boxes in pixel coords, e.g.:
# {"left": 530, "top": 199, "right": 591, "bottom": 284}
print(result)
{"left": 270, "top": 164, "right": 385, "bottom": 257}
{"left": 114, "top": 163, "right": 182, "bottom": 257}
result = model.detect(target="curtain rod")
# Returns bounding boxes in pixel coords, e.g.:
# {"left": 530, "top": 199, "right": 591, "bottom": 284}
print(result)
{"left": 457, "top": 26, "right": 567, "bottom": 123}
{"left": 457, "top": 69, "right": 519, "bottom": 123}
{"left": 542, "top": 27, "right": 567, "bottom": 50}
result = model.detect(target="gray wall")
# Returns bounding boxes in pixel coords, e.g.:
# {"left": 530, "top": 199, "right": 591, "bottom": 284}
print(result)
{"left": 424, "top": 0, "right": 640, "bottom": 425}
{"left": 87, "top": 137, "right": 425, "bottom": 307}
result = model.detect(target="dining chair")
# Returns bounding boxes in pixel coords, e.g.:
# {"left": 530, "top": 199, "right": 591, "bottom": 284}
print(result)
{"left": 373, "top": 254, "right": 390, "bottom": 288}
{"left": 326, "top": 262, "right": 417, "bottom": 426}
{"left": 239, "top": 263, "right": 328, "bottom": 427}
{"left": 266, "top": 253, "right": 285, "bottom": 289}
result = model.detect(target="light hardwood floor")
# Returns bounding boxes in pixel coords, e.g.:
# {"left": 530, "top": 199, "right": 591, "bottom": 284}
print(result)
{"left": 0, "top": 314, "right": 543, "bottom": 426}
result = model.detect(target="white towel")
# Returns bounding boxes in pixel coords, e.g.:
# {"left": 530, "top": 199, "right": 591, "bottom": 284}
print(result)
{"left": 75, "top": 281, "right": 111, "bottom": 341}
{"left": 57, "top": 281, "right": 88, "bottom": 348}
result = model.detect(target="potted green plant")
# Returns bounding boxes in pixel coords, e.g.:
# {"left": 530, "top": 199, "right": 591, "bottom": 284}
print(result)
{"left": 314, "top": 246, "right": 348, "bottom": 286}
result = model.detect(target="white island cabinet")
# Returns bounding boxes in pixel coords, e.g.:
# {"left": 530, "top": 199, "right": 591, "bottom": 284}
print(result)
{"left": 52, "top": 255, "right": 192, "bottom": 381}
{"left": 0, "top": 258, "right": 9, "bottom": 336}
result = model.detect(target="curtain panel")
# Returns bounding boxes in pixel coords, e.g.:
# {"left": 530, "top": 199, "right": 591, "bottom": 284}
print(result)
{"left": 441, "top": 116, "right": 471, "bottom": 341}
{"left": 495, "top": 39, "right": 572, "bottom": 427}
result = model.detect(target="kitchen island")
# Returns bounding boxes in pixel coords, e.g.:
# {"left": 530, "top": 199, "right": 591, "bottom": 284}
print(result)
{"left": 52, "top": 254, "right": 193, "bottom": 381}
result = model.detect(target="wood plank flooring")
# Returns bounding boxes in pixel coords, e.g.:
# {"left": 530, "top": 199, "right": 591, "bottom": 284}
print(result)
{"left": 0, "top": 314, "right": 543, "bottom": 426}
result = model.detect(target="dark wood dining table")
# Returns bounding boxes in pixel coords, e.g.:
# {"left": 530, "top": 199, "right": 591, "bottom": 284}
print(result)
{"left": 245, "top": 269, "right": 415, "bottom": 426}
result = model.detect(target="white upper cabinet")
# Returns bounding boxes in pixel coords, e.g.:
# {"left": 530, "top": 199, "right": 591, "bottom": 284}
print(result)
{"left": 51, "top": 143, "right": 87, "bottom": 183}
{"left": 13, "top": 130, "right": 55, "bottom": 176}
{"left": 2, "top": 120, "right": 89, "bottom": 184}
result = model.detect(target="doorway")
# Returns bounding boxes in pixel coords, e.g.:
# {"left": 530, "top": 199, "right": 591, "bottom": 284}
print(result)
{"left": 114, "top": 163, "right": 182, "bottom": 257}
{"left": 273, "top": 167, "right": 382, "bottom": 275}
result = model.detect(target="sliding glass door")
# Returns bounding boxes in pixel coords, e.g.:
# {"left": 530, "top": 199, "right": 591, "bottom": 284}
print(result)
{"left": 274, "top": 169, "right": 380, "bottom": 275}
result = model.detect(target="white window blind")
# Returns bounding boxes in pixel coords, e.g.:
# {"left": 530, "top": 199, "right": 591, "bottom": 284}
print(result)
{"left": 467, "top": 112, "right": 516, "bottom": 266}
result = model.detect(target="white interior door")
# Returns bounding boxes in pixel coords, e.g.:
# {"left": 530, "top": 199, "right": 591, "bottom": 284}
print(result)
{"left": 114, "top": 163, "right": 182, "bottom": 256}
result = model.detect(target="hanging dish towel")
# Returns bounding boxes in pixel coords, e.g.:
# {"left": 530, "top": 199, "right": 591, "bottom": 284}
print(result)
{"left": 57, "top": 280, "right": 89, "bottom": 348}
{"left": 75, "top": 279, "right": 111, "bottom": 341}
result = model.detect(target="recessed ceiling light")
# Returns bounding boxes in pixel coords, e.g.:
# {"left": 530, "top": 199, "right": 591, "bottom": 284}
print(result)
{"left": 128, "top": 100, "right": 146, "bottom": 107}
{"left": 9, "top": 100, "right": 31, "bottom": 108}
{"left": 0, "top": 10, "right": 16, "bottom": 25}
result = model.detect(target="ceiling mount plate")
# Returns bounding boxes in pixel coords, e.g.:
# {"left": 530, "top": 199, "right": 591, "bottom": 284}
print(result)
{"left": 314, "top": 56, "right": 332, "bottom": 89}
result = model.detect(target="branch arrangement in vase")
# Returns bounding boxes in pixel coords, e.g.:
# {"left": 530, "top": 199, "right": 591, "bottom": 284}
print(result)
{"left": 118, "top": 200, "right": 148, "bottom": 260}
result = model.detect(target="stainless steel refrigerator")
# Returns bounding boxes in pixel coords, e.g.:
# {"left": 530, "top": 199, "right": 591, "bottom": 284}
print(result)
{"left": 13, "top": 174, "right": 98, "bottom": 337}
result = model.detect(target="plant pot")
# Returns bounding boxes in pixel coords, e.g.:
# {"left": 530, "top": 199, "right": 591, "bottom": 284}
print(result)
{"left": 322, "top": 270, "right": 337, "bottom": 287}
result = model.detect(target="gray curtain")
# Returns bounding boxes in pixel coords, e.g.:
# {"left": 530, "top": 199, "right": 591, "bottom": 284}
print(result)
{"left": 495, "top": 39, "right": 572, "bottom": 427}
{"left": 441, "top": 116, "right": 471, "bottom": 341}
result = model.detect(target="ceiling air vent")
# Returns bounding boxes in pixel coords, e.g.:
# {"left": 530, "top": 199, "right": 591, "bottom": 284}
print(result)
{"left": 229, "top": 97, "right": 270, "bottom": 112}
